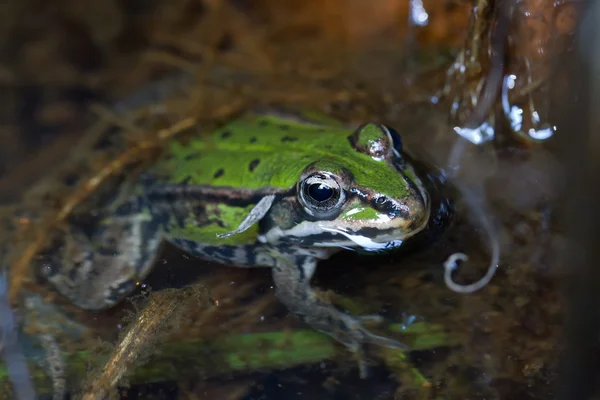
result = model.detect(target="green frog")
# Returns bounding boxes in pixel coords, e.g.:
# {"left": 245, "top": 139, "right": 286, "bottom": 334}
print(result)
{"left": 41, "top": 110, "right": 431, "bottom": 360}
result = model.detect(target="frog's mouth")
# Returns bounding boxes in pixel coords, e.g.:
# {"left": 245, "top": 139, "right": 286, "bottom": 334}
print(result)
{"left": 262, "top": 201, "right": 430, "bottom": 252}
{"left": 316, "top": 216, "right": 429, "bottom": 252}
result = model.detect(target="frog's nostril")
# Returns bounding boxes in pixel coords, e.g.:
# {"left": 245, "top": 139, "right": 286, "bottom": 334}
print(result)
{"left": 399, "top": 192, "right": 426, "bottom": 224}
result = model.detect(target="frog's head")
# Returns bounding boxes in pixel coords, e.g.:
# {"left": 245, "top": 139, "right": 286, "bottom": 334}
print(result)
{"left": 261, "top": 123, "right": 430, "bottom": 252}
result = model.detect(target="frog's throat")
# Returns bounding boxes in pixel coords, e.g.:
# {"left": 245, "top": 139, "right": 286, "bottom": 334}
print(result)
{"left": 216, "top": 194, "right": 276, "bottom": 239}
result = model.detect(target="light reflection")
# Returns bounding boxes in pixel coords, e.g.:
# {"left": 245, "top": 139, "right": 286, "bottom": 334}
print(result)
{"left": 453, "top": 121, "right": 495, "bottom": 145}
{"left": 502, "top": 72, "right": 556, "bottom": 141}
{"left": 409, "top": 0, "right": 429, "bottom": 27}
{"left": 528, "top": 127, "right": 555, "bottom": 140}
{"left": 344, "top": 207, "right": 364, "bottom": 217}
{"left": 506, "top": 74, "right": 516, "bottom": 89}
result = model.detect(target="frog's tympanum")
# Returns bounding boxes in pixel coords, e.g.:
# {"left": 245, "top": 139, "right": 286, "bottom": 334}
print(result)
{"left": 43, "top": 112, "right": 431, "bottom": 357}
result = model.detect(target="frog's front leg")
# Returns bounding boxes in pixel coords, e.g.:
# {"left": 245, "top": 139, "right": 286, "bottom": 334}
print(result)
{"left": 271, "top": 253, "right": 408, "bottom": 377}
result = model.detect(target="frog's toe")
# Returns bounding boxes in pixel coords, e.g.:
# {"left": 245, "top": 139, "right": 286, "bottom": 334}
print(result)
{"left": 360, "top": 328, "right": 409, "bottom": 350}
{"left": 347, "top": 316, "right": 409, "bottom": 350}
{"left": 335, "top": 313, "right": 409, "bottom": 350}
{"left": 333, "top": 313, "right": 408, "bottom": 378}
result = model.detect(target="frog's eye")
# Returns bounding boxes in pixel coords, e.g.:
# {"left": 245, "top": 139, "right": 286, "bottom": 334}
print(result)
{"left": 349, "top": 123, "right": 394, "bottom": 161}
{"left": 299, "top": 173, "right": 345, "bottom": 218}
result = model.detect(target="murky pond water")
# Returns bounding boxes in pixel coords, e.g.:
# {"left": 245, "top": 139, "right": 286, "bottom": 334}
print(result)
{"left": 0, "top": 1, "right": 594, "bottom": 399}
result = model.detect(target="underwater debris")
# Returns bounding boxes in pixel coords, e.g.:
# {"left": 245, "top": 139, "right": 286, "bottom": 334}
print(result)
{"left": 442, "top": 124, "right": 501, "bottom": 294}
{"left": 79, "top": 284, "right": 206, "bottom": 400}
{"left": 39, "top": 334, "right": 65, "bottom": 400}
{"left": 439, "top": 0, "right": 509, "bottom": 293}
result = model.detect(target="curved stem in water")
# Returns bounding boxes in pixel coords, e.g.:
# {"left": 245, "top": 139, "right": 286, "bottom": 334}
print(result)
{"left": 442, "top": 182, "right": 500, "bottom": 293}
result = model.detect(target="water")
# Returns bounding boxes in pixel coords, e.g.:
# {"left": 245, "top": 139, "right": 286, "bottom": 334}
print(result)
{"left": 0, "top": 1, "right": 590, "bottom": 398}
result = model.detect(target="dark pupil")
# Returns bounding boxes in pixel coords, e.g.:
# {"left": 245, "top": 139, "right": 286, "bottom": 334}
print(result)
{"left": 308, "top": 183, "right": 334, "bottom": 202}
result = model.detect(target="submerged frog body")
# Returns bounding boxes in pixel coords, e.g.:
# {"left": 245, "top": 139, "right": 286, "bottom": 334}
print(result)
{"left": 42, "top": 111, "right": 431, "bottom": 358}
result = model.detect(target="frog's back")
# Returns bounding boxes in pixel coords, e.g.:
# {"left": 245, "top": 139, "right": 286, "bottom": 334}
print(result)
{"left": 148, "top": 114, "right": 349, "bottom": 189}
{"left": 148, "top": 113, "right": 404, "bottom": 199}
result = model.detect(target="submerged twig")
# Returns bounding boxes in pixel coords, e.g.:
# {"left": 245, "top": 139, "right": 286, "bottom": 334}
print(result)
{"left": 79, "top": 285, "right": 204, "bottom": 400}
{"left": 0, "top": 275, "right": 36, "bottom": 400}
{"left": 39, "top": 334, "right": 65, "bottom": 400}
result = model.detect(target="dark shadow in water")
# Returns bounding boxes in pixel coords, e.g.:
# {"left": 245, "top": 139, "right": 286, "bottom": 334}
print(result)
{"left": 556, "top": 1, "right": 600, "bottom": 399}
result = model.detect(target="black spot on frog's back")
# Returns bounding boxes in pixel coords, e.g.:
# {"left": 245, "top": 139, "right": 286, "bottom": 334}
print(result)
{"left": 281, "top": 136, "right": 298, "bottom": 143}
{"left": 249, "top": 159, "right": 260, "bottom": 172}
{"left": 250, "top": 136, "right": 257, "bottom": 143}
{"left": 220, "top": 131, "right": 232, "bottom": 139}
{"left": 184, "top": 152, "right": 201, "bottom": 161}
{"left": 213, "top": 169, "right": 225, "bottom": 178}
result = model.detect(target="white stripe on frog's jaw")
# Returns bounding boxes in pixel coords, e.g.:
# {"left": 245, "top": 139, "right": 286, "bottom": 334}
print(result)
{"left": 319, "top": 227, "right": 404, "bottom": 251}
